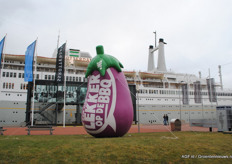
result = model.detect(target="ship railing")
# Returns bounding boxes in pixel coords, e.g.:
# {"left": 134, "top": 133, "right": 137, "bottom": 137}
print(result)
{"left": 33, "top": 102, "right": 57, "bottom": 125}
{"left": 39, "top": 111, "right": 55, "bottom": 124}
{"left": 37, "top": 102, "right": 56, "bottom": 114}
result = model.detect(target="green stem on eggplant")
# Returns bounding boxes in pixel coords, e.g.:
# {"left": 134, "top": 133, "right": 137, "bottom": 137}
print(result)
{"left": 85, "top": 45, "right": 124, "bottom": 78}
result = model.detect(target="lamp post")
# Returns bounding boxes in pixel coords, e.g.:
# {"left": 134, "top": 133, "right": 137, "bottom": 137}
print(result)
{"left": 136, "top": 84, "right": 140, "bottom": 133}
{"left": 179, "top": 81, "right": 184, "bottom": 122}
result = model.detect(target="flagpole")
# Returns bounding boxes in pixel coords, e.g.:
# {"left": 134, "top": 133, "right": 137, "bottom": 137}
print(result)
{"left": 63, "top": 41, "right": 67, "bottom": 128}
{"left": 57, "top": 30, "right": 60, "bottom": 51}
{"left": 31, "top": 38, "right": 38, "bottom": 126}
{"left": 56, "top": 30, "right": 60, "bottom": 125}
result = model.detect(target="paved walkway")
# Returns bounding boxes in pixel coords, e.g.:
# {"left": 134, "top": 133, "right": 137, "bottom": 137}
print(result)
{"left": 1, "top": 124, "right": 217, "bottom": 136}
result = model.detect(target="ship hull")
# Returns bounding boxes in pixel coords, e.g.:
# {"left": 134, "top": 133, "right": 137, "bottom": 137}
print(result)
{"left": 0, "top": 99, "right": 219, "bottom": 126}
{"left": 137, "top": 104, "right": 217, "bottom": 124}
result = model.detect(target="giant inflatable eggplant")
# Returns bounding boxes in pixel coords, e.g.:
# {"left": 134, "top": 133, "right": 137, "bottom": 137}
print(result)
{"left": 82, "top": 45, "right": 133, "bottom": 137}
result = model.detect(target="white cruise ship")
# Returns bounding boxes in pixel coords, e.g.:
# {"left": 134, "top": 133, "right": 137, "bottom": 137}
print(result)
{"left": 0, "top": 38, "right": 232, "bottom": 126}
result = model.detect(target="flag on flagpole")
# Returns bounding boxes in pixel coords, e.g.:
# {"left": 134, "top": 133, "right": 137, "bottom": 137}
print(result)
{"left": 0, "top": 36, "right": 6, "bottom": 68}
{"left": 55, "top": 43, "right": 66, "bottom": 83}
{"left": 24, "top": 40, "right": 36, "bottom": 82}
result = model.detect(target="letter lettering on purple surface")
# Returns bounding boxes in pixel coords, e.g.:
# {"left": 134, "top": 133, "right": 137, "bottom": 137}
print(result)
{"left": 88, "top": 93, "right": 98, "bottom": 103}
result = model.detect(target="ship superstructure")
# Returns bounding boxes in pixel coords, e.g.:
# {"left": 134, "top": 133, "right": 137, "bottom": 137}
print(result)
{"left": 0, "top": 39, "right": 232, "bottom": 126}
{"left": 134, "top": 38, "right": 232, "bottom": 124}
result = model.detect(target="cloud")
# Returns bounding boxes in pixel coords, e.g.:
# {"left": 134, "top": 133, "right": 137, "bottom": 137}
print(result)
{"left": 1, "top": 0, "right": 232, "bottom": 88}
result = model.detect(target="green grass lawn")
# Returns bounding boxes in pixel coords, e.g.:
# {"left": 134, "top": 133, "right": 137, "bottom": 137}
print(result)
{"left": 0, "top": 132, "right": 232, "bottom": 164}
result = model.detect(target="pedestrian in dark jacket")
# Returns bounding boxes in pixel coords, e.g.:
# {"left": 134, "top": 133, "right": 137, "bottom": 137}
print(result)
{"left": 166, "top": 114, "right": 169, "bottom": 125}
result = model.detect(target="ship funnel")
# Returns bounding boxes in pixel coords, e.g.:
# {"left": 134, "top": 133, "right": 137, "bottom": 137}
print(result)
{"left": 147, "top": 45, "right": 155, "bottom": 72}
{"left": 157, "top": 38, "right": 167, "bottom": 72}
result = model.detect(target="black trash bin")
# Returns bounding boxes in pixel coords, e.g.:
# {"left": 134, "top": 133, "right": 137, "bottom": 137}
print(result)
{"left": 170, "top": 119, "right": 181, "bottom": 131}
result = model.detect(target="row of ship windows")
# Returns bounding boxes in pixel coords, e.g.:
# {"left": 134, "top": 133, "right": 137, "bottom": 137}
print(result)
{"left": 142, "top": 112, "right": 215, "bottom": 115}
{"left": 2, "top": 72, "right": 18, "bottom": 78}
{"left": 2, "top": 82, "right": 28, "bottom": 90}
{"left": 65, "top": 76, "right": 87, "bottom": 82}
{"left": 2, "top": 72, "right": 231, "bottom": 97}
{"left": 0, "top": 120, "right": 18, "bottom": 122}
{"left": 140, "top": 98, "right": 176, "bottom": 101}
{"left": 4, "top": 94, "right": 23, "bottom": 96}
{"left": 4, "top": 60, "right": 67, "bottom": 66}
{"left": 138, "top": 89, "right": 208, "bottom": 95}
{"left": 4, "top": 60, "right": 52, "bottom": 65}
{"left": 20, "top": 84, "right": 28, "bottom": 90}
{"left": 2, "top": 72, "right": 29, "bottom": 78}
{"left": 138, "top": 89, "right": 232, "bottom": 97}
{"left": 2, "top": 71, "right": 86, "bottom": 82}
{"left": 141, "top": 98, "right": 228, "bottom": 102}
{"left": 141, "top": 105, "right": 215, "bottom": 108}
{"left": 45, "top": 75, "right": 87, "bottom": 82}
{"left": 2, "top": 83, "right": 15, "bottom": 89}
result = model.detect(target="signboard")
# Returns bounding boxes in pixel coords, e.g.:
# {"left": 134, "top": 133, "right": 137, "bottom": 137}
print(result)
{"left": 69, "top": 49, "right": 80, "bottom": 57}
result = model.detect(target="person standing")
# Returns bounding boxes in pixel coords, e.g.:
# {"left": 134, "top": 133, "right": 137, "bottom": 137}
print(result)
{"left": 163, "top": 114, "right": 166, "bottom": 125}
{"left": 166, "top": 114, "right": 169, "bottom": 125}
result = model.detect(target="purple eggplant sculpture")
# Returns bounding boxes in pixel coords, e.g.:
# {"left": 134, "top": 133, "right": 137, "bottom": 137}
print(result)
{"left": 82, "top": 45, "right": 133, "bottom": 137}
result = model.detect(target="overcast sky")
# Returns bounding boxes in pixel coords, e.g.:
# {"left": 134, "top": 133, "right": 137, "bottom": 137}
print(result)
{"left": 1, "top": 0, "right": 232, "bottom": 88}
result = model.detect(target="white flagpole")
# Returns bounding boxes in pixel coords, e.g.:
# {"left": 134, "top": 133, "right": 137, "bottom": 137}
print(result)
{"left": 31, "top": 38, "right": 38, "bottom": 126}
{"left": 208, "top": 68, "right": 213, "bottom": 103}
{"left": 63, "top": 41, "right": 67, "bottom": 128}
{"left": 57, "top": 30, "right": 60, "bottom": 51}
{"left": 0, "top": 34, "right": 7, "bottom": 85}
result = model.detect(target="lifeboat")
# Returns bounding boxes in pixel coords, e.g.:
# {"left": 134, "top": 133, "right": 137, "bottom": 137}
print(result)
{"left": 4, "top": 54, "right": 56, "bottom": 64}
{"left": 4, "top": 54, "right": 91, "bottom": 67}
{"left": 4, "top": 54, "right": 25, "bottom": 62}
{"left": 139, "top": 72, "right": 164, "bottom": 80}
{"left": 37, "top": 56, "right": 56, "bottom": 64}
{"left": 72, "top": 57, "right": 91, "bottom": 67}
{"left": 123, "top": 71, "right": 136, "bottom": 78}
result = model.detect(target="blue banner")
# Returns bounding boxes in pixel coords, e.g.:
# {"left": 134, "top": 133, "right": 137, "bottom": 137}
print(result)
{"left": 24, "top": 40, "right": 36, "bottom": 82}
{"left": 0, "top": 36, "right": 5, "bottom": 68}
